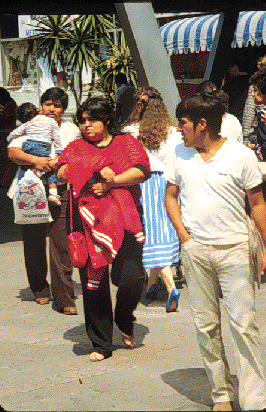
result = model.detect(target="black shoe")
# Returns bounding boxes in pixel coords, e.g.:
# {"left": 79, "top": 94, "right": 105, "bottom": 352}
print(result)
{"left": 145, "top": 284, "right": 159, "bottom": 300}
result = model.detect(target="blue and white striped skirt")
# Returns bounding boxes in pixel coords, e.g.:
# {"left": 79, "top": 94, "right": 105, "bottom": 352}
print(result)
{"left": 140, "top": 171, "right": 179, "bottom": 269}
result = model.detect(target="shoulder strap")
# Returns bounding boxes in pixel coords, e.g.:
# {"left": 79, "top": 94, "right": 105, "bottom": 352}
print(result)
{"left": 69, "top": 185, "right": 73, "bottom": 233}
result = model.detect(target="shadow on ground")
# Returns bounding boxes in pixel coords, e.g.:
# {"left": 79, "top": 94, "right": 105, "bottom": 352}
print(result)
{"left": 17, "top": 280, "right": 83, "bottom": 304}
{"left": 63, "top": 322, "right": 149, "bottom": 356}
{"left": 17, "top": 286, "right": 35, "bottom": 302}
{"left": 161, "top": 368, "right": 240, "bottom": 410}
{"left": 140, "top": 278, "right": 185, "bottom": 309}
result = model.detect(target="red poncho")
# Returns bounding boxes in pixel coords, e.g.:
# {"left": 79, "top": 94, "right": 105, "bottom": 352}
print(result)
{"left": 57, "top": 135, "right": 151, "bottom": 289}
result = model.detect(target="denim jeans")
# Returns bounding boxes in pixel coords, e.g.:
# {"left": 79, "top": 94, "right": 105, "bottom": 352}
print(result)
{"left": 19, "top": 139, "right": 57, "bottom": 185}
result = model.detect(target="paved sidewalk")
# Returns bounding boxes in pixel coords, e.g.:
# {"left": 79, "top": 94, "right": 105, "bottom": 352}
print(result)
{"left": 1, "top": 240, "right": 266, "bottom": 411}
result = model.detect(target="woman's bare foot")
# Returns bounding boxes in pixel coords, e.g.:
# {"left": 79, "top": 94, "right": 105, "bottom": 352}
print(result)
{"left": 89, "top": 352, "right": 105, "bottom": 362}
{"left": 121, "top": 332, "right": 136, "bottom": 348}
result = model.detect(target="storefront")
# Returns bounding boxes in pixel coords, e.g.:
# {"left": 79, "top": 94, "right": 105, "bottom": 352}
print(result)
{"left": 160, "top": 11, "right": 266, "bottom": 98}
{"left": 1, "top": 37, "right": 40, "bottom": 92}
{"left": 0, "top": 15, "right": 92, "bottom": 114}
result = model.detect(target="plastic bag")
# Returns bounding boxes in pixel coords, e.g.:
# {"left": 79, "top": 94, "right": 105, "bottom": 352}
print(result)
{"left": 13, "top": 169, "right": 53, "bottom": 224}
{"left": 246, "top": 214, "right": 265, "bottom": 289}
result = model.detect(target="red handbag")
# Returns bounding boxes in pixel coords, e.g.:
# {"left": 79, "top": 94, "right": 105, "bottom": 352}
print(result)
{"left": 67, "top": 186, "right": 88, "bottom": 268}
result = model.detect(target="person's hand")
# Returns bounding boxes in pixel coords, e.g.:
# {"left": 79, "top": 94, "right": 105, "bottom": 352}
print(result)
{"left": 91, "top": 182, "right": 112, "bottom": 197}
{"left": 100, "top": 166, "right": 115, "bottom": 182}
{"left": 260, "top": 251, "right": 266, "bottom": 276}
{"left": 247, "top": 143, "right": 255, "bottom": 150}
{"left": 32, "top": 157, "right": 52, "bottom": 173}
{"left": 180, "top": 234, "right": 192, "bottom": 245}
{"left": 229, "top": 65, "right": 240, "bottom": 77}
{"left": 48, "top": 157, "right": 59, "bottom": 169}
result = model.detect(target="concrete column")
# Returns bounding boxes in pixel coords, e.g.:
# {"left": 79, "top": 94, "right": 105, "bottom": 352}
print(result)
{"left": 203, "top": 13, "right": 224, "bottom": 81}
{"left": 204, "top": 11, "right": 240, "bottom": 88}
{"left": 115, "top": 2, "right": 181, "bottom": 122}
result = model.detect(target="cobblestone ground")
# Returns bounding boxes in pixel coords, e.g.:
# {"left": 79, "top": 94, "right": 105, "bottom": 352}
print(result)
{"left": 1, "top": 239, "right": 266, "bottom": 411}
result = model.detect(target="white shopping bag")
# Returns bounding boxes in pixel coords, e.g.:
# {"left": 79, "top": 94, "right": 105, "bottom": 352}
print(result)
{"left": 13, "top": 169, "right": 53, "bottom": 224}
{"left": 7, "top": 167, "right": 20, "bottom": 199}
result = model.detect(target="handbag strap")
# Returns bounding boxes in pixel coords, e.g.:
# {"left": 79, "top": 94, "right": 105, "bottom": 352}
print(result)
{"left": 69, "top": 185, "right": 73, "bottom": 233}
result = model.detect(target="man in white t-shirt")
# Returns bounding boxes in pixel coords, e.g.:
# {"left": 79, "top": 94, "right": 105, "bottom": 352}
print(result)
{"left": 8, "top": 87, "right": 81, "bottom": 315}
{"left": 165, "top": 92, "right": 266, "bottom": 412}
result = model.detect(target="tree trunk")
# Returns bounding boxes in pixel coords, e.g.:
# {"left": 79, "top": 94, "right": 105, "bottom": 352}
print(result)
{"left": 91, "top": 69, "right": 95, "bottom": 87}
{"left": 78, "top": 72, "right": 83, "bottom": 107}
{"left": 72, "top": 86, "right": 80, "bottom": 110}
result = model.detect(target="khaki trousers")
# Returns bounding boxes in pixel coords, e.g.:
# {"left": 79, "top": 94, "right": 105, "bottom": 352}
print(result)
{"left": 181, "top": 239, "right": 266, "bottom": 410}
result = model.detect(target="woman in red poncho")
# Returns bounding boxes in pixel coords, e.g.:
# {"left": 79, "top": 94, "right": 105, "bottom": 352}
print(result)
{"left": 56, "top": 97, "right": 151, "bottom": 361}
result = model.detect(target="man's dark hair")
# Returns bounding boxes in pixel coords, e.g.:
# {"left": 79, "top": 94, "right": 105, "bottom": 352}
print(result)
{"left": 40, "top": 87, "right": 68, "bottom": 110}
{"left": 17, "top": 102, "right": 38, "bottom": 123}
{"left": 0, "top": 87, "right": 10, "bottom": 105}
{"left": 176, "top": 93, "right": 225, "bottom": 136}
{"left": 76, "top": 97, "right": 123, "bottom": 136}
{"left": 194, "top": 80, "right": 218, "bottom": 94}
{"left": 115, "top": 73, "right": 127, "bottom": 85}
{"left": 194, "top": 81, "right": 229, "bottom": 112}
{"left": 249, "top": 70, "right": 266, "bottom": 95}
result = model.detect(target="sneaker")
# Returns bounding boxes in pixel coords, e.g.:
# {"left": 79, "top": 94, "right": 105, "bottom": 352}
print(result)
{"left": 48, "top": 193, "right": 61, "bottom": 206}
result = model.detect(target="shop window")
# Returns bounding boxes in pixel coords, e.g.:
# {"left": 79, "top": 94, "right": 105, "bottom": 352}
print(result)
{"left": 1, "top": 39, "right": 38, "bottom": 91}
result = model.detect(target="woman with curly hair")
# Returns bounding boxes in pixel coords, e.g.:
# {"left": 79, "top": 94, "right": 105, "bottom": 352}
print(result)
{"left": 123, "top": 87, "right": 181, "bottom": 312}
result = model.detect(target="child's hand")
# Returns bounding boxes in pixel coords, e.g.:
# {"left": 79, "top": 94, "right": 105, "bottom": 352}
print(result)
{"left": 48, "top": 157, "right": 59, "bottom": 169}
{"left": 100, "top": 166, "right": 115, "bottom": 182}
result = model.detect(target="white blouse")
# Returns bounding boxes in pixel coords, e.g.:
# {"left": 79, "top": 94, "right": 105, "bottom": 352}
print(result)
{"left": 123, "top": 124, "right": 183, "bottom": 172}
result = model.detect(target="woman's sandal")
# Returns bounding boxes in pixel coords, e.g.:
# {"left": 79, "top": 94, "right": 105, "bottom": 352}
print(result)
{"left": 63, "top": 306, "right": 78, "bottom": 315}
{"left": 89, "top": 352, "right": 106, "bottom": 362}
{"left": 121, "top": 332, "right": 136, "bottom": 348}
{"left": 36, "top": 297, "right": 50, "bottom": 305}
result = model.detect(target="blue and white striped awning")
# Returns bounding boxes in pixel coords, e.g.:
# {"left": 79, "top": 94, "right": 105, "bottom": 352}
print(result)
{"left": 160, "top": 11, "right": 266, "bottom": 55}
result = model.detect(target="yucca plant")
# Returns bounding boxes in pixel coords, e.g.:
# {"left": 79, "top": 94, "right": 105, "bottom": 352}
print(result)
{"left": 31, "top": 14, "right": 116, "bottom": 109}
{"left": 71, "top": 15, "right": 115, "bottom": 88}
{"left": 30, "top": 15, "right": 71, "bottom": 66}
{"left": 96, "top": 31, "right": 139, "bottom": 102}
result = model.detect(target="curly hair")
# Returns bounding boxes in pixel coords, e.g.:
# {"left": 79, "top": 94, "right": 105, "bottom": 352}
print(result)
{"left": 125, "top": 87, "right": 173, "bottom": 151}
{"left": 249, "top": 69, "right": 266, "bottom": 95}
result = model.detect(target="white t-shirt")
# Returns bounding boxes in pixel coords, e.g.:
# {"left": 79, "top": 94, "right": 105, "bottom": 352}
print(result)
{"left": 220, "top": 112, "right": 243, "bottom": 143}
{"left": 123, "top": 124, "right": 183, "bottom": 172}
{"left": 165, "top": 138, "right": 262, "bottom": 245}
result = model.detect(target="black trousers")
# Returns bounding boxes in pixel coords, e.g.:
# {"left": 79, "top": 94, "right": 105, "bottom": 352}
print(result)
{"left": 79, "top": 230, "right": 146, "bottom": 358}
{"left": 21, "top": 186, "right": 75, "bottom": 308}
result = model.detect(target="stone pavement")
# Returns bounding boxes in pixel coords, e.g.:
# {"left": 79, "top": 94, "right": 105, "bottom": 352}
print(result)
{"left": 1, "top": 239, "right": 266, "bottom": 411}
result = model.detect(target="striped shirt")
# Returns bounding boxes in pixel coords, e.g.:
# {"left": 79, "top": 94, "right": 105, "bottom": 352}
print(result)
{"left": 7, "top": 114, "right": 63, "bottom": 154}
{"left": 242, "top": 85, "right": 264, "bottom": 144}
